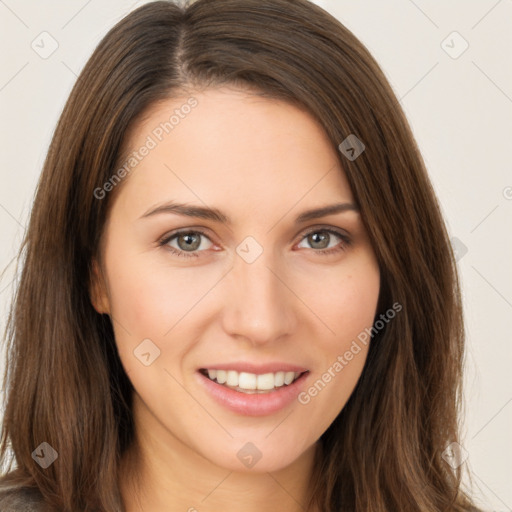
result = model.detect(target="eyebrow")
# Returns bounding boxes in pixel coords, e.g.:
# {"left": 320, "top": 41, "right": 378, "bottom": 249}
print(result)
{"left": 140, "top": 201, "right": 359, "bottom": 225}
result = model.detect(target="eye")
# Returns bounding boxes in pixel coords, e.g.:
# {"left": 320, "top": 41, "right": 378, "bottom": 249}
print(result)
{"left": 158, "top": 229, "right": 213, "bottom": 258}
{"left": 158, "top": 226, "right": 351, "bottom": 259}
{"left": 296, "top": 227, "right": 351, "bottom": 256}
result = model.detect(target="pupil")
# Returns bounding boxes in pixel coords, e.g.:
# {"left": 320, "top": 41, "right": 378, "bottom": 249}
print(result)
{"left": 310, "top": 232, "right": 329, "bottom": 249}
{"left": 179, "top": 233, "right": 200, "bottom": 251}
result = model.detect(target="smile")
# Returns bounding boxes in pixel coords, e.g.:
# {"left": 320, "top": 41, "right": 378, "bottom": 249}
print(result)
{"left": 196, "top": 363, "right": 310, "bottom": 415}
{"left": 199, "top": 369, "right": 305, "bottom": 393}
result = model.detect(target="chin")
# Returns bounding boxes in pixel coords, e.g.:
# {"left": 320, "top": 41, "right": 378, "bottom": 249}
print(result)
{"left": 200, "top": 436, "right": 315, "bottom": 474}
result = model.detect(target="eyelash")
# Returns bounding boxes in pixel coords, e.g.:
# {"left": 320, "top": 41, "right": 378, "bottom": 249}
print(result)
{"left": 158, "top": 227, "right": 351, "bottom": 259}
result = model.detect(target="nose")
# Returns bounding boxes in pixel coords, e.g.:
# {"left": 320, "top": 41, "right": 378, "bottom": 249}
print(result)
{"left": 221, "top": 249, "right": 297, "bottom": 347}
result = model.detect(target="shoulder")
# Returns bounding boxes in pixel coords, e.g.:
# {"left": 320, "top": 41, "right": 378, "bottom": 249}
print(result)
{"left": 0, "top": 480, "right": 46, "bottom": 511}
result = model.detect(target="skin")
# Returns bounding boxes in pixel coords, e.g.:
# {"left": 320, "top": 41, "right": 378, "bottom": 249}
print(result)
{"left": 90, "top": 86, "right": 381, "bottom": 512}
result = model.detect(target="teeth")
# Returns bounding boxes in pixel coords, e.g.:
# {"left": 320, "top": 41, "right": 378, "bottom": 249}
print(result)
{"left": 239, "top": 372, "right": 257, "bottom": 389}
{"left": 256, "top": 373, "right": 274, "bottom": 390}
{"left": 274, "top": 371, "right": 285, "bottom": 387}
{"left": 284, "top": 372, "right": 295, "bottom": 385}
{"left": 226, "top": 370, "right": 238, "bottom": 387}
{"left": 203, "top": 369, "right": 302, "bottom": 391}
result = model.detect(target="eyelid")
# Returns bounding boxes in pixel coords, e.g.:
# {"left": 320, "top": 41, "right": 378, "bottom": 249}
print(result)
{"left": 298, "top": 224, "right": 350, "bottom": 240}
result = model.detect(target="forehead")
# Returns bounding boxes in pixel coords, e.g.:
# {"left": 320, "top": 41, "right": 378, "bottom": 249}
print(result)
{"left": 112, "top": 87, "right": 354, "bottom": 220}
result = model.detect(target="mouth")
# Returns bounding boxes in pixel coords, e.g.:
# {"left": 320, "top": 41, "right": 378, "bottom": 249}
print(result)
{"left": 198, "top": 368, "right": 309, "bottom": 394}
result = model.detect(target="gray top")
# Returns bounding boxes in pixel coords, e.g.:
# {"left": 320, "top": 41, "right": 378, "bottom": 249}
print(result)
{"left": 0, "top": 481, "right": 45, "bottom": 511}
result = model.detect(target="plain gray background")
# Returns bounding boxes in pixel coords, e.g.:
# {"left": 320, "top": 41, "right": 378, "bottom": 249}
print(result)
{"left": 1, "top": 1, "right": 511, "bottom": 510}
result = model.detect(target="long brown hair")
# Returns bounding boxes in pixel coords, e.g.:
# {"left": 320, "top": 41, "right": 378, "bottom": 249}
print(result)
{"left": 0, "top": 1, "right": 480, "bottom": 510}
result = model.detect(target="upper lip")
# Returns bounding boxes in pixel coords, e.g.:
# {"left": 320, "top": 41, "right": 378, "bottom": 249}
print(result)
{"left": 199, "top": 362, "right": 309, "bottom": 375}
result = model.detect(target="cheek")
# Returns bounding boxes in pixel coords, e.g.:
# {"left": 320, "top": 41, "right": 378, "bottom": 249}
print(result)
{"left": 103, "top": 247, "right": 223, "bottom": 376}
{"left": 298, "top": 257, "right": 381, "bottom": 345}
{"left": 105, "top": 248, "right": 212, "bottom": 334}
{"left": 103, "top": 261, "right": 203, "bottom": 400}
{"left": 294, "top": 258, "right": 380, "bottom": 420}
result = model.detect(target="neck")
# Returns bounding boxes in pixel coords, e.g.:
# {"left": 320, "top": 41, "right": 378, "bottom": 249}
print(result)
{"left": 118, "top": 392, "right": 320, "bottom": 512}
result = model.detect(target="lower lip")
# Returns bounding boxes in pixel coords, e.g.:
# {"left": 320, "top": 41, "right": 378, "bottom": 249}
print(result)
{"left": 196, "top": 371, "right": 310, "bottom": 416}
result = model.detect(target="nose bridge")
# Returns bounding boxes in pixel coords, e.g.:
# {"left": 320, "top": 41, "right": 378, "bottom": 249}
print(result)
{"left": 222, "top": 245, "right": 295, "bottom": 344}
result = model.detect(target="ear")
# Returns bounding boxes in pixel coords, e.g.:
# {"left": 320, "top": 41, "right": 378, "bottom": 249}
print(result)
{"left": 89, "top": 258, "right": 111, "bottom": 315}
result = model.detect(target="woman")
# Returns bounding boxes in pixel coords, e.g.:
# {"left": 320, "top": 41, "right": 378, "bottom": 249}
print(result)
{"left": 0, "top": 0, "right": 482, "bottom": 510}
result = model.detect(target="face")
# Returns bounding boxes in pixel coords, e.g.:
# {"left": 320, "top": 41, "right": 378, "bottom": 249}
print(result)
{"left": 91, "top": 86, "right": 380, "bottom": 473}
